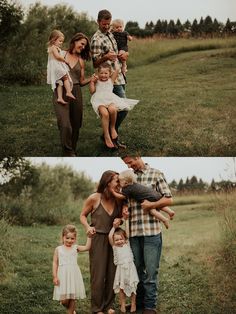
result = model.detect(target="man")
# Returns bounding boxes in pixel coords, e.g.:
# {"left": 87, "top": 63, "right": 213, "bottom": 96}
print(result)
{"left": 90, "top": 9, "right": 129, "bottom": 148}
{"left": 122, "top": 156, "right": 173, "bottom": 314}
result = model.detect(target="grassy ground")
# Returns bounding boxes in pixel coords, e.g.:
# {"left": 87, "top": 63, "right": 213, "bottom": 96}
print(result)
{"left": 0, "top": 193, "right": 235, "bottom": 313}
{"left": 0, "top": 38, "right": 236, "bottom": 157}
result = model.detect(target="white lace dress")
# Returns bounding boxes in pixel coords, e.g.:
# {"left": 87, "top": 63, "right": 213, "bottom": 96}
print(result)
{"left": 91, "top": 78, "right": 139, "bottom": 117}
{"left": 47, "top": 47, "right": 72, "bottom": 90}
{"left": 113, "top": 241, "right": 139, "bottom": 297}
{"left": 53, "top": 245, "right": 86, "bottom": 301}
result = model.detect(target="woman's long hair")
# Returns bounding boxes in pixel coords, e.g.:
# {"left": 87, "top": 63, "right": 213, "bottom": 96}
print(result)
{"left": 68, "top": 32, "right": 91, "bottom": 60}
{"left": 97, "top": 170, "right": 118, "bottom": 199}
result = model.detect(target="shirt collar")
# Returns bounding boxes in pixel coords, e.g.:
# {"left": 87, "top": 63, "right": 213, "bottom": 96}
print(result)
{"left": 134, "top": 163, "right": 150, "bottom": 175}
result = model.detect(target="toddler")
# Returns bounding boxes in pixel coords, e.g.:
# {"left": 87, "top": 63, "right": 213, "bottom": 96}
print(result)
{"left": 112, "top": 169, "right": 175, "bottom": 229}
{"left": 109, "top": 222, "right": 139, "bottom": 313}
{"left": 52, "top": 224, "right": 91, "bottom": 314}
{"left": 111, "top": 19, "right": 132, "bottom": 75}
{"left": 47, "top": 30, "right": 75, "bottom": 105}
{"left": 90, "top": 62, "right": 138, "bottom": 149}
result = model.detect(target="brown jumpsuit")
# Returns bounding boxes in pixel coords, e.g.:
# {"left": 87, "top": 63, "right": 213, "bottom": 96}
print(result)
{"left": 89, "top": 200, "right": 121, "bottom": 313}
{"left": 53, "top": 60, "right": 83, "bottom": 156}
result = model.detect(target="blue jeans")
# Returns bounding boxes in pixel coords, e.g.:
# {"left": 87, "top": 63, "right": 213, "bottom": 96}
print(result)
{"left": 130, "top": 233, "right": 162, "bottom": 310}
{"left": 113, "top": 84, "right": 128, "bottom": 131}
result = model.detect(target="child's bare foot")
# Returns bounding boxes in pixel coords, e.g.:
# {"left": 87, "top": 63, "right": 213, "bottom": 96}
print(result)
{"left": 107, "top": 309, "right": 115, "bottom": 314}
{"left": 66, "top": 92, "right": 76, "bottom": 100}
{"left": 104, "top": 136, "right": 115, "bottom": 149}
{"left": 111, "top": 129, "right": 118, "bottom": 141}
{"left": 169, "top": 210, "right": 175, "bottom": 220}
{"left": 163, "top": 219, "right": 170, "bottom": 229}
{"left": 57, "top": 98, "right": 68, "bottom": 105}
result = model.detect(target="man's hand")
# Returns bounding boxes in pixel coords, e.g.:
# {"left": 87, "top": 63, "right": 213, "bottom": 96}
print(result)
{"left": 141, "top": 200, "right": 154, "bottom": 214}
{"left": 106, "top": 50, "right": 117, "bottom": 62}
{"left": 118, "top": 50, "right": 129, "bottom": 62}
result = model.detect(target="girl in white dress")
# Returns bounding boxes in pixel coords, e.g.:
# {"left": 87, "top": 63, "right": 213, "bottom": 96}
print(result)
{"left": 52, "top": 224, "right": 91, "bottom": 314}
{"left": 89, "top": 62, "right": 139, "bottom": 149}
{"left": 109, "top": 223, "right": 139, "bottom": 313}
{"left": 47, "top": 30, "right": 75, "bottom": 105}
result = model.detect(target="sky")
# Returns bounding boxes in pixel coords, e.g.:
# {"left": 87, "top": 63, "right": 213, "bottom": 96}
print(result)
{"left": 21, "top": 0, "right": 236, "bottom": 27}
{"left": 29, "top": 157, "right": 236, "bottom": 183}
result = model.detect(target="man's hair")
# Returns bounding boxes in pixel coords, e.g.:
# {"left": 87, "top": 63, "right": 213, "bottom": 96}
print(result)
{"left": 97, "top": 9, "right": 112, "bottom": 21}
{"left": 119, "top": 170, "right": 137, "bottom": 184}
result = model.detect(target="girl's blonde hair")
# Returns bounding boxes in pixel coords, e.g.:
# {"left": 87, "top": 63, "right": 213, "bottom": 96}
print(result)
{"left": 61, "top": 224, "right": 77, "bottom": 242}
{"left": 114, "top": 227, "right": 128, "bottom": 240}
{"left": 119, "top": 169, "right": 137, "bottom": 184}
{"left": 111, "top": 19, "right": 124, "bottom": 31}
{"left": 98, "top": 62, "right": 112, "bottom": 73}
{"left": 48, "top": 29, "right": 64, "bottom": 47}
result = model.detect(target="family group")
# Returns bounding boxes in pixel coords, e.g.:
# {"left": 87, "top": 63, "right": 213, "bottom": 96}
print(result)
{"left": 47, "top": 9, "right": 139, "bottom": 156}
{"left": 52, "top": 156, "right": 174, "bottom": 314}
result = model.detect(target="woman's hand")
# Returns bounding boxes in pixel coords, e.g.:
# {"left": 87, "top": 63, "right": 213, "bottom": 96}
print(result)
{"left": 86, "top": 226, "right": 96, "bottom": 237}
{"left": 53, "top": 276, "right": 60, "bottom": 286}
{"left": 91, "top": 73, "right": 98, "bottom": 83}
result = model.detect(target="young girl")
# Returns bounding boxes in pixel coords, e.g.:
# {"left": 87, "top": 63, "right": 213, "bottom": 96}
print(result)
{"left": 112, "top": 169, "right": 175, "bottom": 229}
{"left": 52, "top": 224, "right": 91, "bottom": 314}
{"left": 47, "top": 30, "right": 75, "bottom": 105}
{"left": 108, "top": 222, "right": 139, "bottom": 313}
{"left": 89, "top": 62, "right": 139, "bottom": 149}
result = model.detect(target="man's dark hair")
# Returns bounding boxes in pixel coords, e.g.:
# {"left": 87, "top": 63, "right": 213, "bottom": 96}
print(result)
{"left": 97, "top": 9, "right": 112, "bottom": 21}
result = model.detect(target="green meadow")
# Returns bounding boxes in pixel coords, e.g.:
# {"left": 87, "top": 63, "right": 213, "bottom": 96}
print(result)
{"left": 1, "top": 192, "right": 235, "bottom": 313}
{"left": 1, "top": 37, "right": 236, "bottom": 157}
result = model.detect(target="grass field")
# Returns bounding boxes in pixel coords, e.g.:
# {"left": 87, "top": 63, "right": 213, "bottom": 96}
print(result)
{"left": 1, "top": 37, "right": 236, "bottom": 157}
{"left": 1, "top": 193, "right": 235, "bottom": 314}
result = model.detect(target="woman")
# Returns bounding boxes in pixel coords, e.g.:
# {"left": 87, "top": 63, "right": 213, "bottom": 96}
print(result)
{"left": 80, "top": 170, "right": 123, "bottom": 314}
{"left": 53, "top": 32, "right": 92, "bottom": 157}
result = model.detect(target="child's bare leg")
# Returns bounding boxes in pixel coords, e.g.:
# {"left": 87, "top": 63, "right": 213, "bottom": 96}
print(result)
{"left": 130, "top": 292, "right": 136, "bottom": 312}
{"left": 98, "top": 106, "right": 114, "bottom": 148}
{"left": 61, "top": 299, "right": 70, "bottom": 308}
{"left": 67, "top": 299, "right": 75, "bottom": 314}
{"left": 63, "top": 75, "right": 75, "bottom": 100}
{"left": 121, "top": 61, "right": 127, "bottom": 74}
{"left": 161, "top": 206, "right": 175, "bottom": 219}
{"left": 149, "top": 209, "right": 170, "bottom": 229}
{"left": 57, "top": 84, "right": 68, "bottom": 105}
{"left": 107, "top": 104, "right": 118, "bottom": 140}
{"left": 119, "top": 289, "right": 126, "bottom": 312}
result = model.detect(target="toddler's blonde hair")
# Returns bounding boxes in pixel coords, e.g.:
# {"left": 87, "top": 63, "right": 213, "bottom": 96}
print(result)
{"left": 119, "top": 169, "right": 137, "bottom": 185}
{"left": 111, "top": 19, "right": 124, "bottom": 31}
{"left": 48, "top": 29, "right": 64, "bottom": 47}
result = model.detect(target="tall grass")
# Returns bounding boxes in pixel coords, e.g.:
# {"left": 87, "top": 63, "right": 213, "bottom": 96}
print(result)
{"left": 128, "top": 37, "right": 236, "bottom": 68}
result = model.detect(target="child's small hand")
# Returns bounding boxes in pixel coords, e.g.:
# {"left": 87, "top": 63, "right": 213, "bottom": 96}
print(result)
{"left": 113, "top": 218, "right": 121, "bottom": 228}
{"left": 86, "top": 226, "right": 96, "bottom": 237}
{"left": 53, "top": 276, "right": 60, "bottom": 286}
{"left": 91, "top": 74, "right": 98, "bottom": 83}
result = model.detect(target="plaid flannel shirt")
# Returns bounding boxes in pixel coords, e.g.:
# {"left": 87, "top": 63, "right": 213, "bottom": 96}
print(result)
{"left": 90, "top": 29, "right": 126, "bottom": 85}
{"left": 128, "top": 164, "right": 172, "bottom": 237}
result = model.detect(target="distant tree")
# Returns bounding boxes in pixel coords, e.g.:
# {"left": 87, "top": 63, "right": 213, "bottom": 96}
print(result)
{"left": 191, "top": 18, "right": 200, "bottom": 37}
{"left": 0, "top": 0, "right": 23, "bottom": 46}
{"left": 204, "top": 15, "right": 214, "bottom": 36}
{"left": 183, "top": 19, "right": 191, "bottom": 33}
{"left": 177, "top": 178, "right": 184, "bottom": 191}
{"left": 125, "top": 21, "right": 141, "bottom": 36}
{"left": 154, "top": 19, "right": 163, "bottom": 34}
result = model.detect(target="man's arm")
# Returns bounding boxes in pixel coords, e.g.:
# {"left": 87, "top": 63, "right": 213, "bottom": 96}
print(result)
{"left": 141, "top": 196, "right": 173, "bottom": 211}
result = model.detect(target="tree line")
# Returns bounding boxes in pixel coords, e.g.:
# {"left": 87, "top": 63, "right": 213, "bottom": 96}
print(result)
{"left": 1, "top": 158, "right": 235, "bottom": 225}
{"left": 1, "top": 0, "right": 236, "bottom": 85}
{"left": 169, "top": 176, "right": 236, "bottom": 194}
{"left": 126, "top": 17, "right": 236, "bottom": 38}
